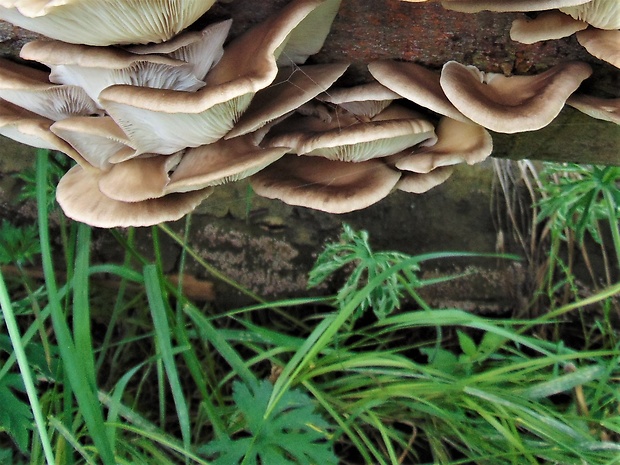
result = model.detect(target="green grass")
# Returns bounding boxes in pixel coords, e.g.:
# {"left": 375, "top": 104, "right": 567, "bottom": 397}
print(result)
{"left": 0, "top": 152, "right": 618, "bottom": 464}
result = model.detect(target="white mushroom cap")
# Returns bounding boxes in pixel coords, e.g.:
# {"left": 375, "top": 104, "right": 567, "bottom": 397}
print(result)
{"left": 264, "top": 103, "right": 436, "bottom": 162}
{"left": 567, "top": 94, "right": 620, "bottom": 124}
{"left": 510, "top": 11, "right": 588, "bottom": 44}
{"left": 576, "top": 28, "right": 620, "bottom": 69}
{"left": 0, "top": 0, "right": 217, "bottom": 46}
{"left": 560, "top": 0, "right": 620, "bottom": 29}
{"left": 318, "top": 81, "right": 402, "bottom": 119}
{"left": 126, "top": 20, "right": 232, "bottom": 81}
{"left": 439, "top": 60, "right": 593, "bottom": 133}
{"left": 368, "top": 60, "right": 470, "bottom": 122}
{"left": 99, "top": 0, "right": 341, "bottom": 155}
{"left": 225, "top": 63, "right": 349, "bottom": 139}
{"left": 250, "top": 155, "right": 401, "bottom": 214}
{"left": 441, "top": 0, "right": 590, "bottom": 12}
{"left": 391, "top": 117, "right": 493, "bottom": 173}
{"left": 20, "top": 41, "right": 205, "bottom": 105}
{"left": 50, "top": 116, "right": 134, "bottom": 170}
{"left": 0, "top": 57, "right": 100, "bottom": 121}
{"left": 56, "top": 164, "right": 213, "bottom": 228}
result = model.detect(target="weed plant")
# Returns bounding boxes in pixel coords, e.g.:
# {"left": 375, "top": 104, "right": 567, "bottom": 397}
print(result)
{"left": 0, "top": 152, "right": 619, "bottom": 464}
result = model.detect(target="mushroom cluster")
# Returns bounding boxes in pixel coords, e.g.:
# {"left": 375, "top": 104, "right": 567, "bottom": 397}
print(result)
{"left": 0, "top": 0, "right": 358, "bottom": 226}
{"left": 0, "top": 0, "right": 616, "bottom": 227}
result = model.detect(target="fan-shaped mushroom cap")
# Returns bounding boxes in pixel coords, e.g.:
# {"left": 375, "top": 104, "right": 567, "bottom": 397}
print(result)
{"left": 397, "top": 166, "right": 455, "bottom": 193}
{"left": 0, "top": 57, "right": 100, "bottom": 121}
{"left": 125, "top": 20, "right": 232, "bottom": 81}
{"left": 560, "top": 0, "right": 620, "bottom": 29}
{"left": 392, "top": 117, "right": 493, "bottom": 173}
{"left": 368, "top": 60, "right": 469, "bottom": 122}
{"left": 0, "top": 0, "right": 217, "bottom": 46}
{"left": 441, "top": 0, "right": 590, "bottom": 12}
{"left": 265, "top": 103, "right": 436, "bottom": 162}
{"left": 439, "top": 60, "right": 593, "bottom": 133}
{"left": 165, "top": 135, "right": 289, "bottom": 192}
{"left": 567, "top": 94, "right": 620, "bottom": 124}
{"left": 20, "top": 40, "right": 205, "bottom": 105}
{"left": 97, "top": 153, "right": 183, "bottom": 202}
{"left": 250, "top": 155, "right": 401, "bottom": 214}
{"left": 225, "top": 63, "right": 349, "bottom": 139}
{"left": 50, "top": 116, "right": 134, "bottom": 170}
{"left": 318, "top": 82, "right": 402, "bottom": 119}
{"left": 98, "top": 0, "right": 340, "bottom": 155}
{"left": 56, "top": 164, "right": 213, "bottom": 228}
{"left": 0, "top": 98, "right": 86, "bottom": 164}
{"left": 576, "top": 28, "right": 620, "bottom": 69}
{"left": 510, "top": 10, "right": 588, "bottom": 44}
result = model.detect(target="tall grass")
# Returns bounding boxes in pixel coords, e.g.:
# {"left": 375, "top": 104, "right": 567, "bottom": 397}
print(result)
{"left": 0, "top": 152, "right": 618, "bottom": 464}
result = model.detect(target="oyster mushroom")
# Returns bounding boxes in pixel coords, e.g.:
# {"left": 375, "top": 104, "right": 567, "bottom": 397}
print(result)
{"left": 510, "top": 10, "right": 588, "bottom": 43}
{"left": 317, "top": 81, "right": 402, "bottom": 119}
{"left": 567, "top": 94, "right": 620, "bottom": 124}
{"left": 576, "top": 28, "right": 620, "bottom": 69}
{"left": 98, "top": 0, "right": 342, "bottom": 155}
{"left": 250, "top": 155, "right": 401, "bottom": 214}
{"left": 397, "top": 167, "right": 455, "bottom": 193}
{"left": 440, "top": 0, "right": 591, "bottom": 13}
{"left": 0, "top": 0, "right": 218, "bottom": 46}
{"left": 263, "top": 103, "right": 436, "bottom": 162}
{"left": 439, "top": 60, "right": 593, "bottom": 133}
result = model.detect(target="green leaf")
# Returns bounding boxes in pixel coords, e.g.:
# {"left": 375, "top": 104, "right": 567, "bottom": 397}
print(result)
{"left": 457, "top": 330, "right": 477, "bottom": 358}
{"left": 0, "top": 221, "right": 41, "bottom": 266}
{"left": 0, "top": 373, "right": 33, "bottom": 452}
{"left": 202, "top": 380, "right": 336, "bottom": 465}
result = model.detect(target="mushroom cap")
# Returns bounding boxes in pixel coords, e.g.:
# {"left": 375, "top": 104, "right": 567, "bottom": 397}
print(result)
{"left": 265, "top": 103, "right": 436, "bottom": 162}
{"left": 576, "top": 28, "right": 620, "bottom": 69}
{"left": 225, "top": 63, "right": 349, "bottom": 139}
{"left": 50, "top": 116, "right": 134, "bottom": 170}
{"left": 99, "top": 0, "right": 340, "bottom": 155}
{"left": 368, "top": 60, "right": 469, "bottom": 122}
{"left": 56, "top": 164, "right": 213, "bottom": 228}
{"left": 392, "top": 117, "right": 493, "bottom": 173}
{"left": 20, "top": 40, "right": 205, "bottom": 104}
{"left": 567, "top": 94, "right": 620, "bottom": 124}
{"left": 250, "top": 155, "right": 401, "bottom": 214}
{"left": 441, "top": 0, "right": 590, "bottom": 12}
{"left": 510, "top": 10, "right": 588, "bottom": 44}
{"left": 125, "top": 20, "right": 232, "bottom": 81}
{"left": 439, "top": 60, "right": 593, "bottom": 133}
{"left": 318, "top": 81, "right": 402, "bottom": 119}
{"left": 0, "top": 0, "right": 217, "bottom": 46}
{"left": 0, "top": 57, "right": 100, "bottom": 121}
{"left": 97, "top": 153, "right": 183, "bottom": 202}
{"left": 560, "top": 0, "right": 620, "bottom": 29}
{"left": 397, "top": 166, "right": 455, "bottom": 194}
{"left": 165, "top": 135, "right": 290, "bottom": 192}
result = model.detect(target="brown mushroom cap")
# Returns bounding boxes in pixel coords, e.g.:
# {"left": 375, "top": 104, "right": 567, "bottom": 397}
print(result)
{"left": 250, "top": 155, "right": 401, "bottom": 214}
{"left": 0, "top": 0, "right": 218, "bottom": 46}
{"left": 264, "top": 103, "right": 436, "bottom": 162}
{"left": 397, "top": 166, "right": 455, "bottom": 194}
{"left": 165, "top": 135, "right": 290, "bottom": 192}
{"left": 392, "top": 117, "right": 493, "bottom": 173}
{"left": 56, "top": 164, "right": 213, "bottom": 228}
{"left": 225, "top": 63, "right": 349, "bottom": 139}
{"left": 576, "top": 28, "right": 620, "bottom": 69}
{"left": 0, "top": 57, "right": 100, "bottom": 121}
{"left": 510, "top": 10, "right": 588, "bottom": 44}
{"left": 439, "top": 60, "right": 593, "bottom": 133}
{"left": 567, "top": 94, "right": 620, "bottom": 124}
{"left": 368, "top": 60, "right": 469, "bottom": 122}
{"left": 441, "top": 0, "right": 590, "bottom": 12}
